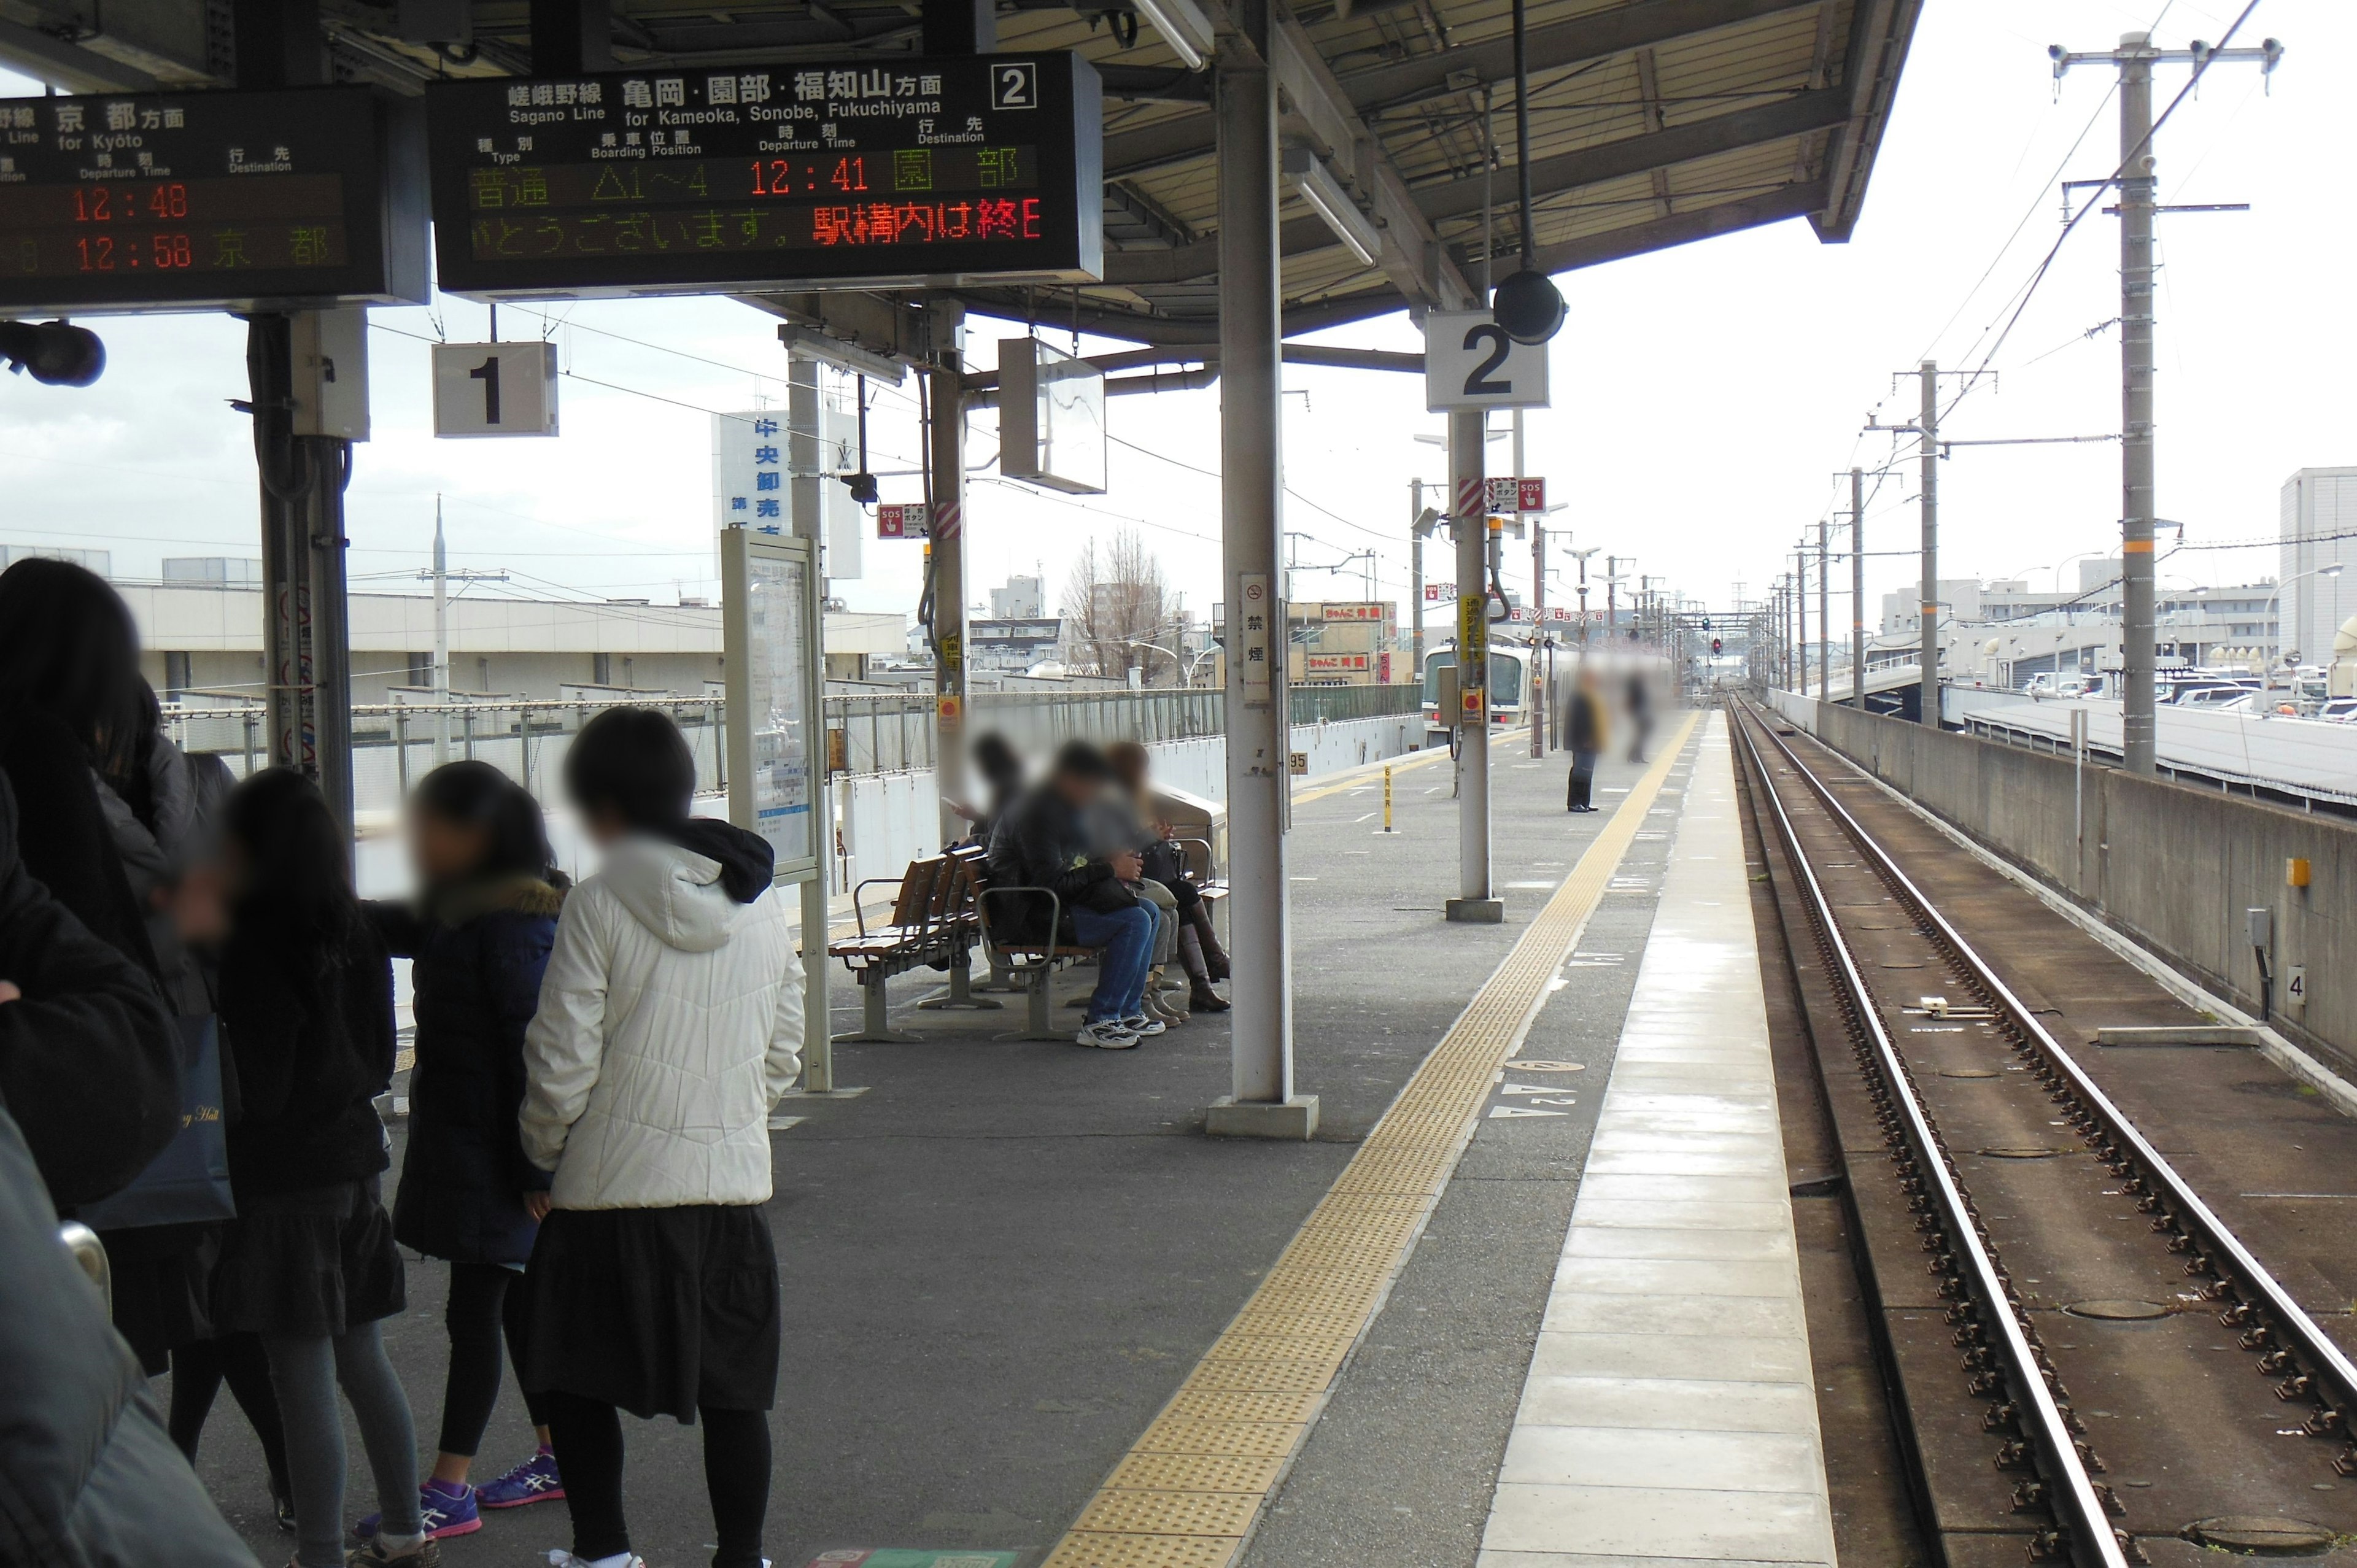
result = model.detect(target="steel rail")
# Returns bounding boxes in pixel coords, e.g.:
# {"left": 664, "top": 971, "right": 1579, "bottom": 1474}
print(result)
{"left": 1747, "top": 705, "right": 2357, "bottom": 1461}
{"left": 1730, "top": 707, "right": 2129, "bottom": 1568}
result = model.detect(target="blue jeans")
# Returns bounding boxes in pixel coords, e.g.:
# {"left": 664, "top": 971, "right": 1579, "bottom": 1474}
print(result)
{"left": 1069, "top": 902, "right": 1156, "bottom": 1024}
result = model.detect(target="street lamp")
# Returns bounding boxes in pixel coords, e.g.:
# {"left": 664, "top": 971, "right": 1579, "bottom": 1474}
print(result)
{"left": 2265, "top": 562, "right": 2343, "bottom": 666}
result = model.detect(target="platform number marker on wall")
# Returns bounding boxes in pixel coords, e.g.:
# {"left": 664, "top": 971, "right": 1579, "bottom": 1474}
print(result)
{"left": 1423, "top": 309, "right": 1551, "bottom": 412}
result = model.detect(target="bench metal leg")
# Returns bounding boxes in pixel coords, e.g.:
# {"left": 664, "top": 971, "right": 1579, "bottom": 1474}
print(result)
{"left": 831, "top": 971, "right": 924, "bottom": 1045}
{"left": 993, "top": 969, "right": 1074, "bottom": 1043}
{"left": 917, "top": 952, "right": 1003, "bottom": 1011}
{"left": 969, "top": 957, "right": 1025, "bottom": 994}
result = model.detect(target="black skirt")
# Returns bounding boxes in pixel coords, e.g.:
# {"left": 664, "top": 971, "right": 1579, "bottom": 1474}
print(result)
{"left": 210, "top": 1176, "right": 405, "bottom": 1340}
{"left": 517, "top": 1205, "right": 781, "bottom": 1422}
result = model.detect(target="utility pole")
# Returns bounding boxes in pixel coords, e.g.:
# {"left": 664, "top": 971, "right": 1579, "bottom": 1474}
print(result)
{"left": 2052, "top": 28, "right": 2281, "bottom": 773}
{"left": 1410, "top": 477, "right": 1426, "bottom": 678}
{"left": 1816, "top": 518, "right": 1829, "bottom": 701}
{"left": 1605, "top": 556, "right": 1619, "bottom": 649}
{"left": 1519, "top": 410, "right": 1543, "bottom": 759}
{"left": 1850, "top": 467, "right": 1866, "bottom": 709}
{"left": 1918, "top": 360, "right": 1940, "bottom": 728}
{"left": 416, "top": 497, "right": 509, "bottom": 766}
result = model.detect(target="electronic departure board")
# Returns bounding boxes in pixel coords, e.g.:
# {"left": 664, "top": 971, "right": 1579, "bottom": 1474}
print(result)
{"left": 426, "top": 53, "right": 1101, "bottom": 299}
{"left": 0, "top": 85, "right": 427, "bottom": 315}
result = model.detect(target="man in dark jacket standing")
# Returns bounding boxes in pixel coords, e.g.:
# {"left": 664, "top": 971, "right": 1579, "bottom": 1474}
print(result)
{"left": 1566, "top": 669, "right": 1606, "bottom": 814}
{"left": 986, "top": 743, "right": 1157, "bottom": 1049}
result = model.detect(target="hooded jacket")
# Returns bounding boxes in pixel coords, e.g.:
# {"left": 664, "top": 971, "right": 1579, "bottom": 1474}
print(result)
{"left": 519, "top": 823, "right": 802, "bottom": 1211}
{"left": 370, "top": 876, "right": 563, "bottom": 1265}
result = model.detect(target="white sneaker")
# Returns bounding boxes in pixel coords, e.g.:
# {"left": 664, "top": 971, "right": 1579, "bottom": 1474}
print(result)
{"left": 545, "top": 1552, "right": 647, "bottom": 1568}
{"left": 1120, "top": 1013, "right": 1167, "bottom": 1037}
{"left": 1075, "top": 1020, "right": 1140, "bottom": 1049}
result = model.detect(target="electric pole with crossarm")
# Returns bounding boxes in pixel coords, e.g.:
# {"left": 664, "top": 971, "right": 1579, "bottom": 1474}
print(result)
{"left": 2051, "top": 26, "right": 2282, "bottom": 773}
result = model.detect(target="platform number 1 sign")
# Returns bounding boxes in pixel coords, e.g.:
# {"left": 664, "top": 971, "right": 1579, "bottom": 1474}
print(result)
{"left": 433, "top": 342, "right": 560, "bottom": 438}
{"left": 1423, "top": 309, "right": 1550, "bottom": 412}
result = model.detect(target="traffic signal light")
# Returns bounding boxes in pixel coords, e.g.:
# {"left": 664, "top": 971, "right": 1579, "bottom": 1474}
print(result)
{"left": 1701, "top": 616, "right": 1713, "bottom": 633}
{"left": 1711, "top": 638, "right": 1724, "bottom": 656}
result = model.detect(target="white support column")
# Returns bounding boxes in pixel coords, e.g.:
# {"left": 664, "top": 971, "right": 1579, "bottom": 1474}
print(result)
{"left": 1206, "top": 0, "right": 1314, "bottom": 1140}
{"left": 1447, "top": 407, "right": 1501, "bottom": 923}
{"left": 786, "top": 353, "right": 835, "bottom": 1089}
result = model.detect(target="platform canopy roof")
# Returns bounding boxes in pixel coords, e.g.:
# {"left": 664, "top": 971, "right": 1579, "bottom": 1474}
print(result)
{"left": 0, "top": 0, "right": 1919, "bottom": 347}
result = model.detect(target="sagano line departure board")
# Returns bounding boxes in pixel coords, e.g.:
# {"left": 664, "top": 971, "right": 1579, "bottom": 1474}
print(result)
{"left": 0, "top": 86, "right": 427, "bottom": 314}
{"left": 426, "top": 54, "right": 1102, "bottom": 299}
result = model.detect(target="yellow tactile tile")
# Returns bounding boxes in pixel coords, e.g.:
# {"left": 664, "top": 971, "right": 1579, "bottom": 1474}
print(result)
{"left": 1039, "top": 1532, "right": 1241, "bottom": 1568}
{"left": 1037, "top": 716, "right": 1702, "bottom": 1564}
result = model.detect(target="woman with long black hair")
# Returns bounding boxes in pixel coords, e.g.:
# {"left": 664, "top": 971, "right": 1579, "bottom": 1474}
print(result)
{"left": 354, "top": 760, "right": 568, "bottom": 1542}
{"left": 0, "top": 557, "right": 295, "bottom": 1520}
{"left": 211, "top": 768, "right": 434, "bottom": 1568}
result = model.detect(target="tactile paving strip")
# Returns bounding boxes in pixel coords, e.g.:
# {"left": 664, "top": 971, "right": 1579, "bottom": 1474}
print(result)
{"left": 1035, "top": 714, "right": 1701, "bottom": 1568}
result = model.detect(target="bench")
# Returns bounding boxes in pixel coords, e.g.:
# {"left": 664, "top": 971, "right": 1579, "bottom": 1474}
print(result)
{"left": 827, "top": 851, "right": 980, "bottom": 1043}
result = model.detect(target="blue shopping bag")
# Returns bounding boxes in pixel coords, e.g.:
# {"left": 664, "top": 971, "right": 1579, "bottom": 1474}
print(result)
{"left": 77, "top": 1014, "right": 236, "bottom": 1230}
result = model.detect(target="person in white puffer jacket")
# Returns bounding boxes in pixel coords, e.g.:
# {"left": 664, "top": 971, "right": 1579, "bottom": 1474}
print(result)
{"left": 512, "top": 706, "right": 802, "bottom": 1568}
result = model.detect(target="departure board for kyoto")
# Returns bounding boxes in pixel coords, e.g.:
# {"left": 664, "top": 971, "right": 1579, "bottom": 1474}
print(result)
{"left": 0, "top": 86, "right": 427, "bottom": 314}
{"left": 426, "top": 54, "right": 1102, "bottom": 299}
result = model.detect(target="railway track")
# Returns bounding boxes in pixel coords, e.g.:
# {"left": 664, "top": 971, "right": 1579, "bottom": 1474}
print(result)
{"left": 1731, "top": 701, "right": 2357, "bottom": 1567}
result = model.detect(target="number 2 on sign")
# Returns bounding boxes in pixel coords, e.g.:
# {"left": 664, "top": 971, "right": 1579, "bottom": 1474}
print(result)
{"left": 1461, "top": 323, "right": 1512, "bottom": 396}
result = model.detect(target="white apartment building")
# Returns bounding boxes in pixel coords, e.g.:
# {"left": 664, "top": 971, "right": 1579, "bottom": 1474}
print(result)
{"left": 2280, "top": 469, "right": 2357, "bottom": 663}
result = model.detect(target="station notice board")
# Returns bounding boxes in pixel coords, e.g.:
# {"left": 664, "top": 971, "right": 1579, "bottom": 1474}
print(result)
{"left": 426, "top": 54, "right": 1102, "bottom": 300}
{"left": 721, "top": 527, "right": 820, "bottom": 886}
{"left": 0, "top": 85, "right": 427, "bottom": 314}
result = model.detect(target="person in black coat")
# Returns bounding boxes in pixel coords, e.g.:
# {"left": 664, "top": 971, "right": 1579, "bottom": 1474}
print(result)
{"left": 209, "top": 770, "right": 435, "bottom": 1568}
{"left": 0, "top": 771, "right": 177, "bottom": 1210}
{"left": 363, "top": 762, "right": 567, "bottom": 1532}
{"left": 1566, "top": 668, "right": 1607, "bottom": 813}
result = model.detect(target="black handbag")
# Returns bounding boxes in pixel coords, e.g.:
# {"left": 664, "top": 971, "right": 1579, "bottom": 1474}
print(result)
{"left": 77, "top": 1014, "right": 236, "bottom": 1230}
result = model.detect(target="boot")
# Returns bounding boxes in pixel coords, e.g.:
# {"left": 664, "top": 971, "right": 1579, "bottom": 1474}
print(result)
{"left": 1186, "top": 902, "right": 1231, "bottom": 982}
{"left": 1180, "top": 927, "right": 1230, "bottom": 1012}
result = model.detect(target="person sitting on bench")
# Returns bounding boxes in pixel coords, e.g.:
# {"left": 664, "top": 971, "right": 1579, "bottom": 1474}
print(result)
{"left": 1105, "top": 741, "right": 1230, "bottom": 1014}
{"left": 986, "top": 741, "right": 1159, "bottom": 1051}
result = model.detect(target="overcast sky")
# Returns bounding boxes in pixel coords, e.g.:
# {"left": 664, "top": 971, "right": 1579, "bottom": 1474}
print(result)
{"left": 0, "top": 0, "right": 2342, "bottom": 632}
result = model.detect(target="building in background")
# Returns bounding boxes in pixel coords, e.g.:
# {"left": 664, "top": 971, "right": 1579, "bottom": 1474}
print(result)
{"left": 991, "top": 574, "right": 1045, "bottom": 619}
{"left": 1, "top": 543, "right": 109, "bottom": 574}
{"left": 2281, "top": 469, "right": 2357, "bottom": 663}
{"left": 58, "top": 557, "right": 904, "bottom": 705}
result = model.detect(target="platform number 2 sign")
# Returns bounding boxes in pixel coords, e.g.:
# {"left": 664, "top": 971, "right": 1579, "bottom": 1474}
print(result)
{"left": 1423, "top": 309, "right": 1551, "bottom": 413}
{"left": 433, "top": 342, "right": 561, "bottom": 438}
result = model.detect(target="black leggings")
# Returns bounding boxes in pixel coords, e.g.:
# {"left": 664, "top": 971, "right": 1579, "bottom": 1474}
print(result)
{"left": 438, "top": 1261, "right": 549, "bottom": 1456}
{"left": 541, "top": 1390, "right": 770, "bottom": 1568}
{"left": 169, "top": 1330, "right": 292, "bottom": 1494}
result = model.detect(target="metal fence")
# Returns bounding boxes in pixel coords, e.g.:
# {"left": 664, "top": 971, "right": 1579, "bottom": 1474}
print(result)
{"left": 166, "top": 684, "right": 1422, "bottom": 816}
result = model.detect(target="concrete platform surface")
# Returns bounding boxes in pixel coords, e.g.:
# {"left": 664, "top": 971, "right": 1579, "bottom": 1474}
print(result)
{"left": 172, "top": 717, "right": 1722, "bottom": 1568}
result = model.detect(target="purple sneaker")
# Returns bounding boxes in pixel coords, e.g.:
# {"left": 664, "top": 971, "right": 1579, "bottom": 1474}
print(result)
{"left": 357, "top": 1480, "right": 479, "bottom": 1540}
{"left": 478, "top": 1448, "right": 566, "bottom": 1510}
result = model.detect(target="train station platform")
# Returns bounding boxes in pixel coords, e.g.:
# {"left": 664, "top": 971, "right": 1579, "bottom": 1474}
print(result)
{"left": 175, "top": 706, "right": 1834, "bottom": 1568}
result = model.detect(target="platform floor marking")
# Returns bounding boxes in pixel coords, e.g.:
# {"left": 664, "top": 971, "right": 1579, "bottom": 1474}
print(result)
{"left": 1039, "top": 713, "right": 1702, "bottom": 1568}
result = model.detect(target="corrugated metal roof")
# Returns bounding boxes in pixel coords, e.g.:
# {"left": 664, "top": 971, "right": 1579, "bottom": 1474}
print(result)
{"left": 0, "top": 0, "right": 1918, "bottom": 344}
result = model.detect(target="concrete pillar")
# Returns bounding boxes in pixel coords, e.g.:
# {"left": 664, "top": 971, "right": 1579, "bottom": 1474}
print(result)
{"left": 1447, "top": 407, "right": 1500, "bottom": 922}
{"left": 1205, "top": 1, "right": 1314, "bottom": 1139}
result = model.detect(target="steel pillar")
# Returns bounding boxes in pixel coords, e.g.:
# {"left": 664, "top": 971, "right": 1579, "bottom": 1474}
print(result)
{"left": 1206, "top": 7, "right": 1314, "bottom": 1138}
{"left": 1446, "top": 407, "right": 1499, "bottom": 923}
{"left": 926, "top": 305, "right": 970, "bottom": 848}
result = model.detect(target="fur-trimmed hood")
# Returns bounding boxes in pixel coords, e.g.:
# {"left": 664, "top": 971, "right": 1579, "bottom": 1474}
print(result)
{"left": 430, "top": 873, "right": 567, "bottom": 929}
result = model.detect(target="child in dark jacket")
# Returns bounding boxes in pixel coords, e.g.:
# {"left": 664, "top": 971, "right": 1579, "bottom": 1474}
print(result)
{"left": 209, "top": 768, "right": 433, "bottom": 1568}
{"left": 358, "top": 762, "right": 567, "bottom": 1540}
